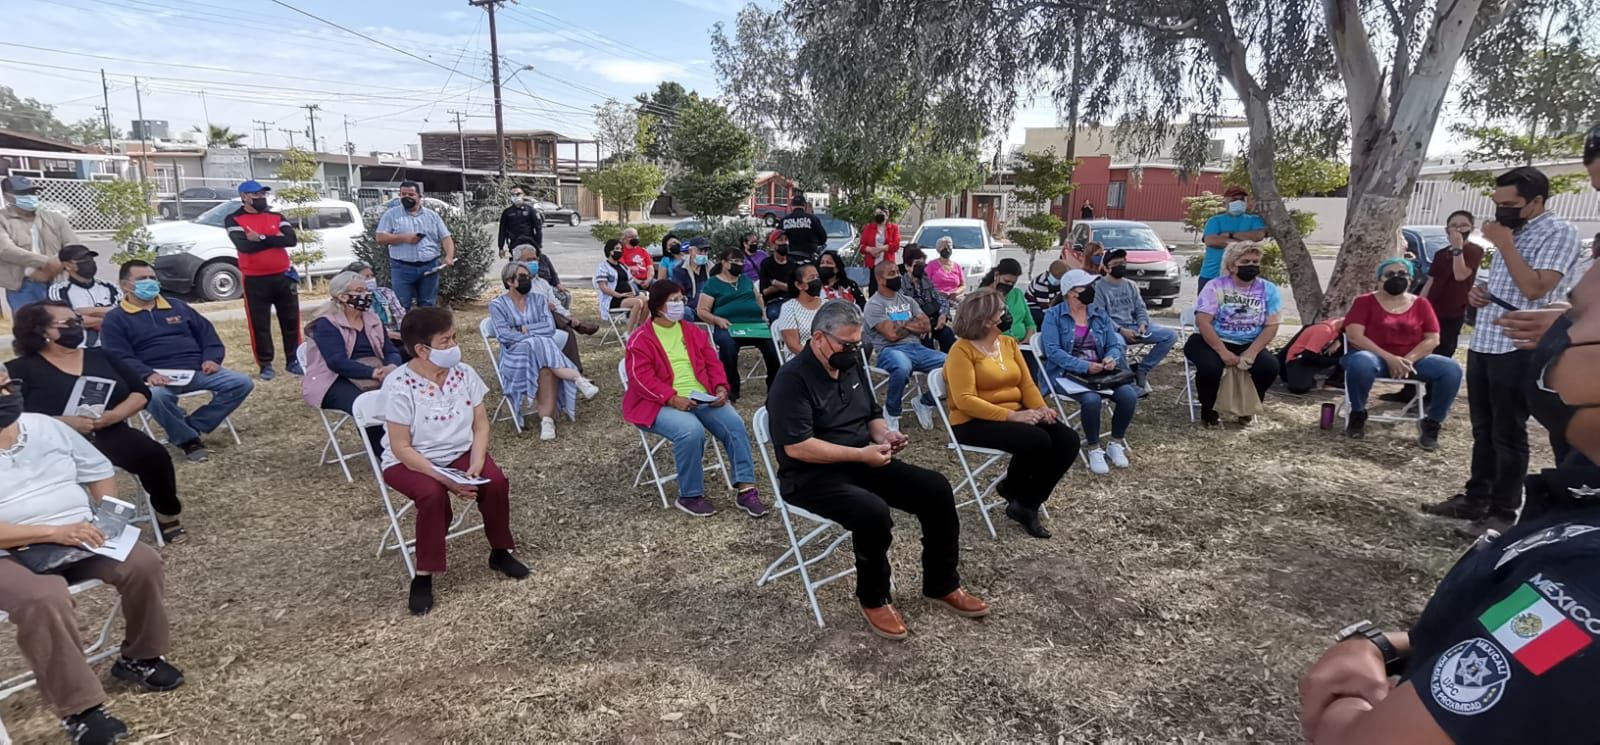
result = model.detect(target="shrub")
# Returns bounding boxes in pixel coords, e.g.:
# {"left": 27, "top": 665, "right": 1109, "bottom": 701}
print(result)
{"left": 830, "top": 192, "right": 910, "bottom": 227}
{"left": 352, "top": 210, "right": 495, "bottom": 307}
{"left": 674, "top": 219, "right": 766, "bottom": 254}
{"left": 1184, "top": 238, "right": 1290, "bottom": 286}
{"left": 589, "top": 221, "right": 670, "bottom": 248}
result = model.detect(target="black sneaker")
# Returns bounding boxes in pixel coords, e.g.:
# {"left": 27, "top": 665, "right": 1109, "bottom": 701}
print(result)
{"left": 1421, "top": 493, "right": 1489, "bottom": 520}
{"left": 111, "top": 655, "right": 185, "bottom": 691}
{"left": 1419, "top": 418, "right": 1442, "bottom": 451}
{"left": 1346, "top": 410, "right": 1368, "bottom": 439}
{"left": 258, "top": 364, "right": 275, "bottom": 381}
{"left": 178, "top": 439, "right": 209, "bottom": 463}
{"left": 61, "top": 706, "right": 128, "bottom": 745}
{"left": 286, "top": 359, "right": 305, "bottom": 376}
{"left": 488, "top": 549, "right": 530, "bottom": 580}
{"left": 1201, "top": 410, "right": 1220, "bottom": 428}
{"left": 409, "top": 575, "right": 434, "bottom": 615}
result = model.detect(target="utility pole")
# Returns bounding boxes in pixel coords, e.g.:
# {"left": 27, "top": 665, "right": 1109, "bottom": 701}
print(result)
{"left": 470, "top": 0, "right": 510, "bottom": 180}
{"left": 133, "top": 77, "right": 149, "bottom": 190}
{"left": 98, "top": 69, "right": 114, "bottom": 152}
{"left": 253, "top": 120, "right": 272, "bottom": 148}
{"left": 302, "top": 104, "right": 322, "bottom": 153}
{"left": 342, "top": 115, "right": 356, "bottom": 198}
{"left": 278, "top": 128, "right": 299, "bottom": 149}
{"left": 447, "top": 109, "right": 469, "bottom": 193}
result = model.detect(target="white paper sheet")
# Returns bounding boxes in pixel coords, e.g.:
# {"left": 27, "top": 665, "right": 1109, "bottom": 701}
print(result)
{"left": 433, "top": 465, "right": 491, "bottom": 485}
{"left": 154, "top": 369, "right": 196, "bottom": 386}
{"left": 688, "top": 390, "right": 720, "bottom": 404}
{"left": 86, "top": 524, "right": 140, "bottom": 563}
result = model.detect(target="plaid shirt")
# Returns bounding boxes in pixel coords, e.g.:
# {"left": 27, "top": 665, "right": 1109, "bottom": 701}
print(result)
{"left": 1470, "top": 211, "right": 1582, "bottom": 355}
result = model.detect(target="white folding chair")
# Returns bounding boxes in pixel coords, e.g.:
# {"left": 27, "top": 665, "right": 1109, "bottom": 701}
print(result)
{"left": 771, "top": 318, "right": 797, "bottom": 365}
{"left": 1178, "top": 308, "right": 1200, "bottom": 422}
{"left": 751, "top": 407, "right": 855, "bottom": 628}
{"left": 926, "top": 369, "right": 1007, "bottom": 538}
{"left": 477, "top": 317, "right": 525, "bottom": 433}
{"left": 296, "top": 343, "right": 361, "bottom": 482}
{"left": 593, "top": 276, "right": 630, "bottom": 347}
{"left": 351, "top": 391, "right": 483, "bottom": 578}
{"left": 116, "top": 468, "right": 165, "bottom": 548}
{"left": 0, "top": 579, "right": 121, "bottom": 741}
{"left": 617, "top": 358, "right": 731, "bottom": 508}
{"left": 862, "top": 346, "right": 928, "bottom": 413}
{"left": 1027, "top": 335, "right": 1133, "bottom": 465}
{"left": 1337, "top": 335, "right": 1425, "bottom": 427}
{"left": 138, "top": 392, "right": 242, "bottom": 446}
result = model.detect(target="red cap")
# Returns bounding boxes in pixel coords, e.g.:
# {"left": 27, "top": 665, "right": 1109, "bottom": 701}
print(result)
{"left": 768, "top": 229, "right": 785, "bottom": 245}
{"left": 1223, "top": 185, "right": 1249, "bottom": 198}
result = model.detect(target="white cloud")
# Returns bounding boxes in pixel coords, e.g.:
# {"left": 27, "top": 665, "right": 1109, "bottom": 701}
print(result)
{"left": 589, "top": 59, "right": 688, "bottom": 85}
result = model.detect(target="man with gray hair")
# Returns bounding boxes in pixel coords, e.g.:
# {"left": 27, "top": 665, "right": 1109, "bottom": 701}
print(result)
{"left": 765, "top": 299, "right": 988, "bottom": 641}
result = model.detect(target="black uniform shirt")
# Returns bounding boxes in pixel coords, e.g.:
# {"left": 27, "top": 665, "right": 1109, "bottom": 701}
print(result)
{"left": 766, "top": 346, "right": 881, "bottom": 488}
{"left": 779, "top": 208, "right": 827, "bottom": 263}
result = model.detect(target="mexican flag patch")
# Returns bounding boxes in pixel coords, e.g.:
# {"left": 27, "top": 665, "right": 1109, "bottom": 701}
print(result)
{"left": 1479, "top": 583, "right": 1593, "bottom": 675}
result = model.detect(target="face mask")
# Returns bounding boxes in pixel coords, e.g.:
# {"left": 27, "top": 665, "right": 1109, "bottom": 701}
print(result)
{"left": 663, "top": 300, "right": 686, "bottom": 323}
{"left": 1089, "top": 255, "right": 1103, "bottom": 267}
{"left": 75, "top": 260, "right": 98, "bottom": 280}
{"left": 628, "top": 238, "right": 641, "bottom": 247}
{"left": 401, "top": 197, "right": 418, "bottom": 210}
{"left": 776, "top": 244, "right": 789, "bottom": 256}
{"left": 1226, "top": 200, "right": 1246, "bottom": 216}
{"left": 997, "top": 312, "right": 1013, "bottom": 333}
{"left": 996, "top": 282, "right": 1015, "bottom": 295}
{"left": 1075, "top": 286, "right": 1096, "bottom": 305}
{"left": 514, "top": 277, "right": 533, "bottom": 295}
{"left": 694, "top": 254, "right": 708, "bottom": 267}
{"left": 132, "top": 278, "right": 162, "bottom": 301}
{"left": 426, "top": 344, "right": 461, "bottom": 369}
{"left": 804, "top": 280, "right": 822, "bottom": 296}
{"left": 54, "top": 324, "right": 86, "bottom": 349}
{"left": 346, "top": 294, "right": 374, "bottom": 311}
{"left": 827, "top": 342, "right": 861, "bottom": 371}
{"left": 938, "top": 248, "right": 952, "bottom": 259}
{"left": 818, "top": 267, "right": 837, "bottom": 282}
{"left": 1109, "top": 265, "right": 1127, "bottom": 279}
{"left": 912, "top": 263, "right": 926, "bottom": 278}
{"left": 0, "top": 394, "right": 22, "bottom": 429}
{"left": 250, "top": 197, "right": 269, "bottom": 212}
{"left": 665, "top": 243, "right": 680, "bottom": 255}
{"left": 364, "top": 278, "right": 378, "bottom": 291}
{"left": 610, "top": 250, "right": 624, "bottom": 262}
{"left": 1528, "top": 315, "right": 1600, "bottom": 448}
{"left": 1382, "top": 275, "right": 1410, "bottom": 296}
{"left": 1046, "top": 274, "right": 1061, "bottom": 287}
{"left": 1235, "top": 265, "right": 1261, "bottom": 282}
{"left": 884, "top": 277, "right": 902, "bottom": 292}
{"left": 874, "top": 214, "right": 886, "bottom": 224}
{"left": 12, "top": 195, "right": 39, "bottom": 212}
{"left": 1496, "top": 204, "right": 1530, "bottom": 231}
{"left": 511, "top": 195, "right": 524, "bottom": 204}
{"left": 524, "top": 261, "right": 540, "bottom": 275}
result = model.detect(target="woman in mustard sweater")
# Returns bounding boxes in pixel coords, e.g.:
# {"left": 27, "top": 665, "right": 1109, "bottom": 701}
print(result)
{"left": 944, "top": 289, "right": 1080, "bottom": 538}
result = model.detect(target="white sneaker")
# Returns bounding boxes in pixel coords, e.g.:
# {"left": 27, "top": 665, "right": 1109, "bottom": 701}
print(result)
{"left": 539, "top": 417, "right": 556, "bottom": 441}
{"left": 1107, "top": 441, "right": 1130, "bottom": 468}
{"left": 575, "top": 376, "right": 599, "bottom": 400}
{"left": 885, "top": 414, "right": 901, "bottom": 433}
{"left": 1086, "top": 448, "right": 1110, "bottom": 475}
{"left": 910, "top": 397, "right": 934, "bottom": 430}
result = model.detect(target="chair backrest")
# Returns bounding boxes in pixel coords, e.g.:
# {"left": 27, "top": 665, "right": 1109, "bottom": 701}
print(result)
{"left": 477, "top": 316, "right": 513, "bottom": 391}
{"left": 591, "top": 275, "right": 613, "bottom": 322}
{"left": 751, "top": 407, "right": 788, "bottom": 504}
{"left": 1179, "top": 307, "right": 1197, "bottom": 331}
{"left": 617, "top": 357, "right": 630, "bottom": 388}
{"left": 351, "top": 390, "right": 387, "bottom": 428}
{"left": 927, "top": 366, "right": 949, "bottom": 400}
{"left": 753, "top": 406, "right": 771, "bottom": 446}
{"left": 295, "top": 341, "right": 310, "bottom": 370}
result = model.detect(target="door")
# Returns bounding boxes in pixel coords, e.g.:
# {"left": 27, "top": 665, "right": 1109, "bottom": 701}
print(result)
{"left": 310, "top": 206, "right": 361, "bottom": 273}
{"left": 973, "top": 196, "right": 998, "bottom": 235}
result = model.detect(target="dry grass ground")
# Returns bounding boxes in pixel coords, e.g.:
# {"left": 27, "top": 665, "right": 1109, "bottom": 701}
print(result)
{"left": 0, "top": 290, "right": 1529, "bottom": 743}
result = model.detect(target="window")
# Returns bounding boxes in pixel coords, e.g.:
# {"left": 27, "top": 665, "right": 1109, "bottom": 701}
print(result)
{"left": 152, "top": 166, "right": 181, "bottom": 195}
{"left": 314, "top": 208, "right": 354, "bottom": 229}
{"left": 1107, "top": 181, "right": 1127, "bottom": 209}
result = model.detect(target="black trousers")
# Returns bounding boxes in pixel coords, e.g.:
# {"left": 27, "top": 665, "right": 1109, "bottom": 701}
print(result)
{"left": 95, "top": 423, "right": 180, "bottom": 516}
{"left": 1184, "top": 334, "right": 1280, "bottom": 415}
{"left": 322, "top": 378, "right": 385, "bottom": 455}
{"left": 243, "top": 273, "right": 301, "bottom": 367}
{"left": 715, "top": 333, "right": 779, "bottom": 402}
{"left": 1436, "top": 315, "right": 1465, "bottom": 359}
{"left": 784, "top": 460, "right": 960, "bottom": 607}
{"left": 951, "top": 419, "right": 1079, "bottom": 509}
{"left": 1464, "top": 350, "right": 1531, "bottom": 518}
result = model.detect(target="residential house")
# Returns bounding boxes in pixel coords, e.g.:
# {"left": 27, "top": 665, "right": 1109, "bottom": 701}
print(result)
{"left": 417, "top": 129, "right": 601, "bottom": 213}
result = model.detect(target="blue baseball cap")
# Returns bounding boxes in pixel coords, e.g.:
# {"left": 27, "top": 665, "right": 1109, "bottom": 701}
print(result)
{"left": 1, "top": 175, "right": 37, "bottom": 194}
{"left": 237, "top": 180, "right": 271, "bottom": 194}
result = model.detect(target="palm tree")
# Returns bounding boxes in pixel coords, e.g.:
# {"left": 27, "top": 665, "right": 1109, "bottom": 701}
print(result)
{"left": 193, "top": 124, "right": 247, "bottom": 148}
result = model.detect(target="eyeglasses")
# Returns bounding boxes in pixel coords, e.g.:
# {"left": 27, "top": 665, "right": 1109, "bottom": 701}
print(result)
{"left": 824, "top": 332, "right": 861, "bottom": 354}
{"left": 1382, "top": 271, "right": 1410, "bottom": 280}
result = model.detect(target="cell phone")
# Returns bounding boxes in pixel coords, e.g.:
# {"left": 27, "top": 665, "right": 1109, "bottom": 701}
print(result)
{"left": 1487, "top": 293, "right": 1518, "bottom": 312}
{"left": 415, "top": 232, "right": 426, "bottom": 240}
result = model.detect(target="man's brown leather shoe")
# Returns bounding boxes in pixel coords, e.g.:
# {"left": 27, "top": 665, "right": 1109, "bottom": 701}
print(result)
{"left": 929, "top": 588, "right": 990, "bottom": 618}
{"left": 861, "top": 604, "right": 909, "bottom": 640}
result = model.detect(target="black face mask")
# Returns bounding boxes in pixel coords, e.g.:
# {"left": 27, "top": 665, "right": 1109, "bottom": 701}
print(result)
{"left": 1236, "top": 265, "right": 1261, "bottom": 282}
{"left": 804, "top": 280, "right": 822, "bottom": 296}
{"left": 250, "top": 197, "right": 269, "bottom": 212}
{"left": 628, "top": 238, "right": 641, "bottom": 247}
{"left": 665, "top": 243, "right": 681, "bottom": 255}
{"left": 514, "top": 277, "right": 533, "bottom": 295}
{"left": 400, "top": 197, "right": 418, "bottom": 210}
{"left": 1382, "top": 275, "right": 1410, "bottom": 296}
{"left": 938, "top": 248, "right": 952, "bottom": 259}
{"left": 1496, "top": 203, "right": 1530, "bottom": 231}
{"left": 818, "top": 266, "right": 837, "bottom": 282}
{"left": 54, "top": 324, "right": 85, "bottom": 349}
{"left": 346, "top": 294, "right": 374, "bottom": 311}
{"left": 1075, "top": 286, "right": 1096, "bottom": 305}
{"left": 75, "top": 260, "right": 98, "bottom": 280}
{"left": 996, "top": 282, "right": 1015, "bottom": 295}
{"left": 884, "top": 277, "right": 902, "bottom": 293}
{"left": 874, "top": 214, "right": 886, "bottom": 224}
{"left": 1527, "top": 315, "right": 1600, "bottom": 457}
{"left": 776, "top": 245, "right": 789, "bottom": 256}
{"left": 0, "top": 393, "right": 22, "bottom": 429}
{"left": 1109, "top": 265, "right": 1127, "bottom": 279}
{"left": 997, "top": 312, "right": 1013, "bottom": 333}
{"left": 827, "top": 343, "right": 861, "bottom": 371}
{"left": 912, "top": 263, "right": 926, "bottom": 278}
{"left": 609, "top": 251, "right": 623, "bottom": 262}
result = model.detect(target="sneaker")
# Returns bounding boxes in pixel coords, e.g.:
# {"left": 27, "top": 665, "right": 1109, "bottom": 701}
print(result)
{"left": 885, "top": 414, "right": 901, "bottom": 433}
{"left": 1421, "top": 493, "right": 1489, "bottom": 520}
{"left": 1135, "top": 368, "right": 1151, "bottom": 397}
{"left": 736, "top": 487, "right": 768, "bottom": 517}
{"left": 488, "top": 549, "right": 530, "bottom": 579}
{"left": 1346, "top": 410, "right": 1368, "bottom": 439}
{"left": 1086, "top": 448, "right": 1109, "bottom": 475}
{"left": 178, "top": 439, "right": 209, "bottom": 463}
{"left": 675, "top": 495, "right": 716, "bottom": 517}
{"left": 62, "top": 706, "right": 128, "bottom": 745}
{"left": 408, "top": 575, "right": 434, "bottom": 615}
{"left": 285, "top": 359, "right": 305, "bottom": 376}
{"left": 258, "top": 365, "right": 275, "bottom": 381}
{"left": 1419, "top": 418, "right": 1442, "bottom": 451}
{"left": 111, "top": 656, "right": 184, "bottom": 691}
{"left": 910, "top": 397, "right": 934, "bottom": 430}
{"left": 1106, "top": 441, "right": 1130, "bottom": 468}
{"left": 539, "top": 417, "right": 556, "bottom": 441}
{"left": 1201, "top": 410, "right": 1220, "bottom": 428}
{"left": 575, "top": 376, "right": 600, "bottom": 400}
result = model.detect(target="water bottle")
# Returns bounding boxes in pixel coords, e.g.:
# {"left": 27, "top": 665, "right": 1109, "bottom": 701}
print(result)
{"left": 1320, "top": 402, "right": 1336, "bottom": 430}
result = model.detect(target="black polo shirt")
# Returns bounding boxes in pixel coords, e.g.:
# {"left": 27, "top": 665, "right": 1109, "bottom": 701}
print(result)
{"left": 766, "top": 344, "right": 881, "bottom": 486}
{"left": 758, "top": 255, "right": 795, "bottom": 305}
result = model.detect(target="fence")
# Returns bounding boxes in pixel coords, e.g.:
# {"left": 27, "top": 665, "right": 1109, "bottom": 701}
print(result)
{"left": 31, "top": 178, "right": 123, "bottom": 233}
{"left": 1406, "top": 179, "right": 1600, "bottom": 225}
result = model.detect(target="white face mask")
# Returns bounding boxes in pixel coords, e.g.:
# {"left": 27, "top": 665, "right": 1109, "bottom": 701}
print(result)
{"left": 511, "top": 195, "right": 524, "bottom": 204}
{"left": 426, "top": 344, "right": 462, "bottom": 369}
{"left": 663, "top": 300, "right": 686, "bottom": 323}
{"left": 1227, "top": 200, "right": 1246, "bottom": 216}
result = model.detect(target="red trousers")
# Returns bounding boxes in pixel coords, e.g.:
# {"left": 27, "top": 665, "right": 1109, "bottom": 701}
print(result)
{"left": 382, "top": 452, "right": 514, "bottom": 574}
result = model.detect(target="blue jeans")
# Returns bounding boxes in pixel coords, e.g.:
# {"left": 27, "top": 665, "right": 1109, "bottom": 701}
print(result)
{"left": 875, "top": 342, "right": 944, "bottom": 416}
{"left": 390, "top": 258, "right": 441, "bottom": 309}
{"left": 146, "top": 368, "right": 255, "bottom": 445}
{"left": 6, "top": 280, "right": 50, "bottom": 314}
{"left": 642, "top": 403, "right": 757, "bottom": 499}
{"left": 1072, "top": 384, "right": 1139, "bottom": 445}
{"left": 1344, "top": 350, "right": 1462, "bottom": 422}
{"left": 1125, "top": 324, "right": 1178, "bottom": 374}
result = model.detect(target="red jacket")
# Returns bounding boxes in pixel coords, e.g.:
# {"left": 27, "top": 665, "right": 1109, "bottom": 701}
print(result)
{"left": 224, "top": 207, "right": 297, "bottom": 277}
{"left": 622, "top": 320, "right": 728, "bottom": 427}
{"left": 859, "top": 222, "right": 900, "bottom": 268}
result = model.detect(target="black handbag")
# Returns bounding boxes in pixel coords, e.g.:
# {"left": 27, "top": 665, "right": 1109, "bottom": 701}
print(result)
{"left": 1065, "top": 368, "right": 1136, "bottom": 390}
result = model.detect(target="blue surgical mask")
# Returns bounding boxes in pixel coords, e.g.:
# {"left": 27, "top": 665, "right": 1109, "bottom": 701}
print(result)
{"left": 1227, "top": 200, "right": 1246, "bottom": 216}
{"left": 694, "top": 254, "right": 708, "bottom": 267}
{"left": 524, "top": 261, "right": 540, "bottom": 275}
{"left": 132, "top": 278, "right": 162, "bottom": 301}
{"left": 12, "top": 195, "right": 39, "bottom": 212}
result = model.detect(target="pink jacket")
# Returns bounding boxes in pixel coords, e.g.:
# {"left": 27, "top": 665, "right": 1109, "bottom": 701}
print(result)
{"left": 301, "top": 310, "right": 389, "bottom": 409}
{"left": 622, "top": 320, "right": 728, "bottom": 427}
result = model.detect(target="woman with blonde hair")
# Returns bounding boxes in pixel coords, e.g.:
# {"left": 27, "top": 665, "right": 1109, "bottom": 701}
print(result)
{"left": 1182, "top": 241, "right": 1283, "bottom": 426}
{"left": 301, "top": 271, "right": 404, "bottom": 450}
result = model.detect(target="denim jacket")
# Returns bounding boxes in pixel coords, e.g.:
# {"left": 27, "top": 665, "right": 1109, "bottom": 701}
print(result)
{"left": 1039, "top": 304, "right": 1127, "bottom": 379}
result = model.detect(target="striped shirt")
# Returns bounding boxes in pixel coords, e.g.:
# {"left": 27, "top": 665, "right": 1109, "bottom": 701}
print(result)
{"left": 376, "top": 205, "right": 451, "bottom": 263}
{"left": 1470, "top": 212, "right": 1582, "bottom": 355}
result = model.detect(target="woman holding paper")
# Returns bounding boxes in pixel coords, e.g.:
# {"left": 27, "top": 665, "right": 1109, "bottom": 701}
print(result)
{"left": 623, "top": 281, "right": 764, "bottom": 519}
{"left": 5, "top": 301, "right": 186, "bottom": 542}
{"left": 379, "top": 307, "right": 527, "bottom": 615}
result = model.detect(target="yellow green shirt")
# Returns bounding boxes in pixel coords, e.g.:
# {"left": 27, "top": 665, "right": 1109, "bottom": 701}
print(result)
{"left": 657, "top": 321, "right": 707, "bottom": 396}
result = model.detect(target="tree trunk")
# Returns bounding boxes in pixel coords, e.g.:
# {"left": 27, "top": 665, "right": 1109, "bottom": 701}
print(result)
{"left": 1238, "top": 90, "right": 1324, "bottom": 320}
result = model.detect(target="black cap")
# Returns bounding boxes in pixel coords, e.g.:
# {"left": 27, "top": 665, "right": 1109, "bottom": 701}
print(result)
{"left": 1105, "top": 248, "right": 1128, "bottom": 262}
{"left": 1585, "top": 124, "right": 1600, "bottom": 166}
{"left": 59, "top": 244, "right": 98, "bottom": 261}
{"left": 790, "top": 194, "right": 807, "bottom": 207}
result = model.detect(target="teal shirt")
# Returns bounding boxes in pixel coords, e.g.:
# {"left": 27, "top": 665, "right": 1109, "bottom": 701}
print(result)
{"left": 702, "top": 275, "right": 764, "bottom": 324}
{"left": 1200, "top": 212, "right": 1267, "bottom": 279}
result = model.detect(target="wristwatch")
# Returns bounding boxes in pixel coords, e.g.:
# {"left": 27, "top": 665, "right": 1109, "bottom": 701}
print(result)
{"left": 1336, "top": 620, "right": 1406, "bottom": 677}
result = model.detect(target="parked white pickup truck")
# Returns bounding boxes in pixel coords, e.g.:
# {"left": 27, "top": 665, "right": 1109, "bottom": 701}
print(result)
{"left": 146, "top": 198, "right": 367, "bottom": 301}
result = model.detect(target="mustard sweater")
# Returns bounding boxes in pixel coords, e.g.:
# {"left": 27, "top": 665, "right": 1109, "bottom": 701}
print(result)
{"left": 944, "top": 336, "right": 1047, "bottom": 425}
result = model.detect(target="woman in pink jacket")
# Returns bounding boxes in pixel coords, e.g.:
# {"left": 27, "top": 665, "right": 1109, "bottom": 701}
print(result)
{"left": 624, "top": 281, "right": 765, "bottom": 519}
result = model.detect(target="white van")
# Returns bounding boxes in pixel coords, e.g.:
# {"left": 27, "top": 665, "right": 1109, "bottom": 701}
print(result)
{"left": 910, "top": 218, "right": 995, "bottom": 280}
{"left": 148, "top": 198, "right": 367, "bottom": 301}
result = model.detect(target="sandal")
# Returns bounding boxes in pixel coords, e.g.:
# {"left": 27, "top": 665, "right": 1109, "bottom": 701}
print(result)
{"left": 157, "top": 521, "right": 188, "bottom": 544}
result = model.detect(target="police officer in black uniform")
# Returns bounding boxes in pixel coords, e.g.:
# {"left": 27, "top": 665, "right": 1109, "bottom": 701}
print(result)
{"left": 1298, "top": 261, "right": 1600, "bottom": 744}
{"left": 496, "top": 186, "right": 543, "bottom": 258}
{"left": 779, "top": 194, "right": 828, "bottom": 265}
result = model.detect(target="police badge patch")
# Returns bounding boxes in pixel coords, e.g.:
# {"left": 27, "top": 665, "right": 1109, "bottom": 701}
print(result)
{"left": 1430, "top": 638, "right": 1511, "bottom": 716}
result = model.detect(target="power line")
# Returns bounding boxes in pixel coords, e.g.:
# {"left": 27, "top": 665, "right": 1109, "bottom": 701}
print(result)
{"left": 265, "top": 0, "right": 475, "bottom": 76}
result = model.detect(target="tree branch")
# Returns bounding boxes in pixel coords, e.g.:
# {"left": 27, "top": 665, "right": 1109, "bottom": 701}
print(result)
{"left": 1039, "top": 0, "right": 1203, "bottom": 38}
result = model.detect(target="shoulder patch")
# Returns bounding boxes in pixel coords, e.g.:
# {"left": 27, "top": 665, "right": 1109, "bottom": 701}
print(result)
{"left": 1430, "top": 638, "right": 1511, "bottom": 715}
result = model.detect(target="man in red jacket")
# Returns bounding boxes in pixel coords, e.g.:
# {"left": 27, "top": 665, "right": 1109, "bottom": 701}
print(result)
{"left": 859, "top": 205, "right": 900, "bottom": 271}
{"left": 224, "top": 180, "right": 301, "bottom": 380}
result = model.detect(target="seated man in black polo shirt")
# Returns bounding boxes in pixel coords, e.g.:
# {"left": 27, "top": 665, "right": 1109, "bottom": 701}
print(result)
{"left": 765, "top": 299, "right": 989, "bottom": 640}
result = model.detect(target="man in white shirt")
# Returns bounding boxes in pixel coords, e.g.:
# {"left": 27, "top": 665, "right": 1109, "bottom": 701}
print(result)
{"left": 47, "top": 244, "right": 121, "bottom": 347}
